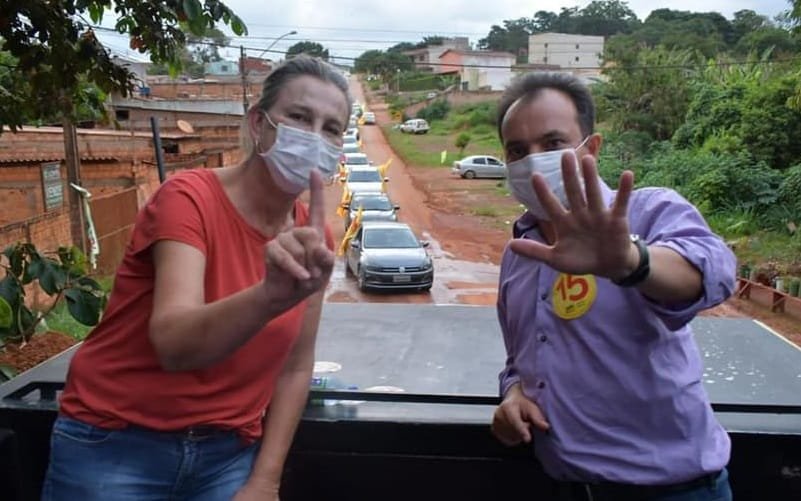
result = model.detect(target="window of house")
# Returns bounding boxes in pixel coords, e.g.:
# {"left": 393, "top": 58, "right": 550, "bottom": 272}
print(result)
{"left": 543, "top": 56, "right": 548, "bottom": 63}
{"left": 221, "top": 65, "right": 229, "bottom": 72}
{"left": 576, "top": 44, "right": 580, "bottom": 49}
{"left": 575, "top": 56, "right": 580, "bottom": 62}
{"left": 544, "top": 43, "right": 548, "bottom": 48}
{"left": 115, "top": 110, "right": 129, "bottom": 121}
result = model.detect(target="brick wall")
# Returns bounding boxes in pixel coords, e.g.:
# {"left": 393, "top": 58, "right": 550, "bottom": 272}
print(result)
{"left": 147, "top": 81, "right": 262, "bottom": 100}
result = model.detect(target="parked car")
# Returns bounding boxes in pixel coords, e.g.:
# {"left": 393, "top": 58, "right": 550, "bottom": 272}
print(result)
{"left": 344, "top": 167, "right": 387, "bottom": 195}
{"left": 343, "top": 193, "right": 399, "bottom": 230}
{"left": 400, "top": 119, "right": 430, "bottom": 134}
{"left": 345, "top": 221, "right": 433, "bottom": 292}
{"left": 363, "top": 112, "right": 376, "bottom": 125}
{"left": 426, "top": 92, "right": 437, "bottom": 99}
{"left": 451, "top": 155, "right": 506, "bottom": 179}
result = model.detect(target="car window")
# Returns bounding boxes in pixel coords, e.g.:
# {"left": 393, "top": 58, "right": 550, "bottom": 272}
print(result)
{"left": 353, "top": 197, "right": 392, "bottom": 211}
{"left": 343, "top": 136, "right": 358, "bottom": 145}
{"left": 342, "top": 144, "right": 360, "bottom": 154}
{"left": 363, "top": 228, "right": 420, "bottom": 249}
{"left": 473, "top": 157, "right": 486, "bottom": 165}
{"left": 487, "top": 158, "right": 501, "bottom": 165}
{"left": 346, "top": 156, "right": 369, "bottom": 165}
{"left": 348, "top": 170, "right": 382, "bottom": 182}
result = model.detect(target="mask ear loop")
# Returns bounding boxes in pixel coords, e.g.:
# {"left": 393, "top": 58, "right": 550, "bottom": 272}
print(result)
{"left": 254, "top": 111, "right": 278, "bottom": 154}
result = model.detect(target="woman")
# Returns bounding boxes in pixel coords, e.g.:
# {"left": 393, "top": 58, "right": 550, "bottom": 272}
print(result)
{"left": 42, "top": 55, "right": 352, "bottom": 500}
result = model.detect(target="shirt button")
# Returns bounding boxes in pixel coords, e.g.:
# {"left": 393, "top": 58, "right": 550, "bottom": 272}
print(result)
{"left": 540, "top": 292, "right": 548, "bottom": 301}
{"left": 537, "top": 381, "right": 546, "bottom": 389}
{"left": 539, "top": 335, "right": 547, "bottom": 342}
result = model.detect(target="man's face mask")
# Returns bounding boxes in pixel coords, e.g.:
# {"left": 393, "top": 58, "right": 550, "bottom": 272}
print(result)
{"left": 506, "top": 136, "right": 591, "bottom": 220}
{"left": 257, "top": 112, "right": 342, "bottom": 195}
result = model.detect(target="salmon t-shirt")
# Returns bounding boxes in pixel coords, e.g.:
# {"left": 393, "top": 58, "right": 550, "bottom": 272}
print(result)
{"left": 59, "top": 169, "right": 332, "bottom": 442}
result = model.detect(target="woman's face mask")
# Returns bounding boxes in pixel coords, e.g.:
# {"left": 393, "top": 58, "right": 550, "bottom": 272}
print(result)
{"left": 256, "top": 112, "right": 343, "bottom": 195}
{"left": 506, "top": 136, "right": 590, "bottom": 220}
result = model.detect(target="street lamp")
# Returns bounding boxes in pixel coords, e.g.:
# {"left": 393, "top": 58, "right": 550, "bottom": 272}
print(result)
{"left": 241, "top": 30, "right": 298, "bottom": 113}
{"left": 255, "top": 30, "right": 298, "bottom": 61}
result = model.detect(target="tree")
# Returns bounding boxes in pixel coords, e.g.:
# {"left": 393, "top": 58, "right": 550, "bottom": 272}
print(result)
{"left": 478, "top": 18, "right": 533, "bottom": 62}
{"left": 0, "top": 1, "right": 246, "bottom": 131}
{"left": 573, "top": 0, "right": 640, "bottom": 37}
{"left": 455, "top": 132, "right": 471, "bottom": 156}
{"left": 287, "top": 41, "right": 330, "bottom": 60}
{"left": 0, "top": 1, "right": 246, "bottom": 250}
{"left": 353, "top": 49, "right": 411, "bottom": 78}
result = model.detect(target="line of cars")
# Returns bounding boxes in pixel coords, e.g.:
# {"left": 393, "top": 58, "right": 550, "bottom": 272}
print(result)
{"left": 338, "top": 102, "right": 434, "bottom": 293}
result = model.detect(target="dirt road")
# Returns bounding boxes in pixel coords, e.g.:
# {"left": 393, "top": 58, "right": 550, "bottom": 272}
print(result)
{"left": 322, "top": 78, "right": 503, "bottom": 305}
{"left": 321, "top": 77, "right": 801, "bottom": 346}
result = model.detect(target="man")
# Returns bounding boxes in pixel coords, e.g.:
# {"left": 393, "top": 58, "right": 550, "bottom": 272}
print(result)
{"left": 491, "top": 72, "right": 735, "bottom": 501}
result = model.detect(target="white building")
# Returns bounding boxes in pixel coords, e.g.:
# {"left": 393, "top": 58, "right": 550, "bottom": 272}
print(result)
{"left": 437, "top": 49, "right": 515, "bottom": 91}
{"left": 528, "top": 33, "right": 604, "bottom": 71}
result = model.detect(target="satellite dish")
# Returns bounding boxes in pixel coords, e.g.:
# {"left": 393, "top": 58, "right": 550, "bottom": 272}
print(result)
{"left": 176, "top": 119, "right": 194, "bottom": 133}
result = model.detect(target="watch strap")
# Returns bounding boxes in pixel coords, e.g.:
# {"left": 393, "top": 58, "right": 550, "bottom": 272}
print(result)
{"left": 612, "top": 235, "right": 650, "bottom": 287}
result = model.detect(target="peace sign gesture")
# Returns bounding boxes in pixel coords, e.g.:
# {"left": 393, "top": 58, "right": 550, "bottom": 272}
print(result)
{"left": 510, "top": 152, "right": 640, "bottom": 281}
{"left": 262, "top": 170, "right": 334, "bottom": 312}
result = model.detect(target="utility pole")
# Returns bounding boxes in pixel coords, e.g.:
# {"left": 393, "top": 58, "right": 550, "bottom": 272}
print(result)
{"left": 62, "top": 116, "right": 86, "bottom": 253}
{"left": 240, "top": 45, "right": 248, "bottom": 114}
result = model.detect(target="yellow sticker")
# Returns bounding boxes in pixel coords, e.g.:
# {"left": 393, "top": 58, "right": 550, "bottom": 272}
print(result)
{"left": 552, "top": 273, "right": 597, "bottom": 320}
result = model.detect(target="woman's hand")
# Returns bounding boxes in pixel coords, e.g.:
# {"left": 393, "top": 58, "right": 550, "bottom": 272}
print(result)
{"left": 261, "top": 170, "right": 334, "bottom": 312}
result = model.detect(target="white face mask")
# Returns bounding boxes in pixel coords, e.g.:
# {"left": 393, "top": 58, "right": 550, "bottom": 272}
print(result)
{"left": 257, "top": 113, "right": 343, "bottom": 195}
{"left": 506, "top": 137, "right": 590, "bottom": 220}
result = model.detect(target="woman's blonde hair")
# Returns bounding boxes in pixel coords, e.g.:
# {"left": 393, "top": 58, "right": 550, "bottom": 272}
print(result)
{"left": 239, "top": 55, "right": 353, "bottom": 156}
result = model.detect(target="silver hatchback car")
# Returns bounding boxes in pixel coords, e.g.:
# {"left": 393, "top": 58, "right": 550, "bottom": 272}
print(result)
{"left": 451, "top": 155, "right": 506, "bottom": 179}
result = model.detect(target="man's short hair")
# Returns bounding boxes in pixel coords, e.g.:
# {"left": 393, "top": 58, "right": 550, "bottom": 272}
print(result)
{"left": 497, "top": 72, "right": 595, "bottom": 142}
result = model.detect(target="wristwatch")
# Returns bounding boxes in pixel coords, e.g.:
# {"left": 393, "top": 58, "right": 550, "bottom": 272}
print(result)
{"left": 612, "top": 234, "right": 650, "bottom": 287}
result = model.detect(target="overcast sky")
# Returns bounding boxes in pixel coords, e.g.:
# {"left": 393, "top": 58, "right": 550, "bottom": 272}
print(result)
{"left": 98, "top": 0, "right": 792, "bottom": 63}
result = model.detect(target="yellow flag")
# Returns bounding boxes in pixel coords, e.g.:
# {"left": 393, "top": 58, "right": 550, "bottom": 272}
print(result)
{"left": 336, "top": 188, "right": 351, "bottom": 218}
{"left": 440, "top": 150, "right": 448, "bottom": 164}
{"left": 378, "top": 158, "right": 392, "bottom": 178}
{"left": 338, "top": 206, "right": 363, "bottom": 256}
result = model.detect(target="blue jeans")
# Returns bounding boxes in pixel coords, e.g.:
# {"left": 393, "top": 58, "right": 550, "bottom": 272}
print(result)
{"left": 41, "top": 415, "right": 259, "bottom": 501}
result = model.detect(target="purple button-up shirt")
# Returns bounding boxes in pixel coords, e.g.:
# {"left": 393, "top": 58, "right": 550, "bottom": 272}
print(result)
{"left": 497, "top": 183, "right": 736, "bottom": 484}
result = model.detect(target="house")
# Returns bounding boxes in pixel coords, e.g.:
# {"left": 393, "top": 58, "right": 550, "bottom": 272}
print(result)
{"left": 403, "top": 37, "right": 470, "bottom": 72}
{"left": 528, "top": 33, "right": 604, "bottom": 75}
{"left": 240, "top": 56, "right": 274, "bottom": 75}
{"left": 437, "top": 49, "right": 515, "bottom": 91}
{"left": 204, "top": 60, "right": 240, "bottom": 76}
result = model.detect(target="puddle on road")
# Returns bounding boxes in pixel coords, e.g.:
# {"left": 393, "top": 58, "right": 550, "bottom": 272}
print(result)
{"left": 326, "top": 233, "right": 500, "bottom": 306}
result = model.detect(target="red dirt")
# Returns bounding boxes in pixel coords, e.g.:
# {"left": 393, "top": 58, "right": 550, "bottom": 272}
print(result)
{"left": 0, "top": 331, "right": 78, "bottom": 375}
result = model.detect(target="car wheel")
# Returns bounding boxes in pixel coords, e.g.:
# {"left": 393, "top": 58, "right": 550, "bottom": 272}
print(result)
{"left": 463, "top": 170, "right": 476, "bottom": 179}
{"left": 357, "top": 268, "right": 368, "bottom": 292}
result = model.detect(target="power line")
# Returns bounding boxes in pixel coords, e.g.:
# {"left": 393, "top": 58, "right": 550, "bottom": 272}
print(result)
{"left": 238, "top": 22, "right": 486, "bottom": 37}
{"left": 90, "top": 26, "right": 801, "bottom": 72}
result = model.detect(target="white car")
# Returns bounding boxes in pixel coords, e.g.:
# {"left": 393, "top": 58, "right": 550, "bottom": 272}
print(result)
{"left": 343, "top": 152, "right": 371, "bottom": 172}
{"left": 400, "top": 119, "right": 429, "bottom": 134}
{"left": 451, "top": 155, "right": 506, "bottom": 179}
{"left": 344, "top": 167, "right": 387, "bottom": 195}
{"left": 363, "top": 112, "right": 376, "bottom": 125}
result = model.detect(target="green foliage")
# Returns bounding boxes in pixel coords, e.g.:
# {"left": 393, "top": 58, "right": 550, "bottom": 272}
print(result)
{"left": 596, "top": 46, "right": 701, "bottom": 140}
{"left": 354, "top": 50, "right": 412, "bottom": 78}
{"left": 455, "top": 132, "right": 471, "bottom": 155}
{"left": 638, "top": 146, "right": 783, "bottom": 218}
{"left": 0, "top": 1, "right": 246, "bottom": 130}
{"left": 779, "top": 164, "right": 801, "bottom": 216}
{"left": 417, "top": 99, "right": 450, "bottom": 122}
{"left": 286, "top": 41, "right": 330, "bottom": 61}
{"left": 0, "top": 243, "right": 107, "bottom": 344}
